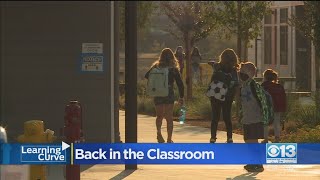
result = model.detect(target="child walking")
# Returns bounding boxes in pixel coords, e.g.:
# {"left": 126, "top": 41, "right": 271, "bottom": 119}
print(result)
{"left": 239, "top": 62, "right": 272, "bottom": 172}
{"left": 207, "top": 48, "right": 239, "bottom": 143}
{"left": 145, "top": 48, "right": 184, "bottom": 143}
{"left": 262, "top": 69, "right": 287, "bottom": 143}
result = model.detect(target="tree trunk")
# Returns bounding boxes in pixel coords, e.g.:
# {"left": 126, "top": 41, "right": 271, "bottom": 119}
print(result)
{"left": 316, "top": 54, "right": 319, "bottom": 89}
{"left": 243, "top": 38, "right": 249, "bottom": 61}
{"left": 237, "top": 1, "right": 242, "bottom": 62}
{"left": 184, "top": 32, "right": 192, "bottom": 101}
{"left": 236, "top": 1, "right": 242, "bottom": 118}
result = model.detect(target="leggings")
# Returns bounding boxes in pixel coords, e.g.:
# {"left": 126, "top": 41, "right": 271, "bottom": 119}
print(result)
{"left": 210, "top": 98, "right": 233, "bottom": 139}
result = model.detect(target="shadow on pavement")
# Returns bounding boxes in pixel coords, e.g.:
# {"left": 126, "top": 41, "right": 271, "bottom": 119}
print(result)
{"left": 80, "top": 165, "right": 95, "bottom": 172}
{"left": 109, "top": 169, "right": 136, "bottom": 180}
{"left": 226, "top": 172, "right": 261, "bottom": 180}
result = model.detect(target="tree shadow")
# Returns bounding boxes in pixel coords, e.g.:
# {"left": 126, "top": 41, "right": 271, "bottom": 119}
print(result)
{"left": 109, "top": 169, "right": 136, "bottom": 180}
{"left": 226, "top": 172, "right": 261, "bottom": 180}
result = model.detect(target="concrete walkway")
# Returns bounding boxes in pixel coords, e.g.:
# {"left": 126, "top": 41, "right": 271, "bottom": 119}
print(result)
{"left": 80, "top": 111, "right": 320, "bottom": 180}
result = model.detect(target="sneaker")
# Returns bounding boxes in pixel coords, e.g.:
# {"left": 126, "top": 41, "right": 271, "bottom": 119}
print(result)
{"left": 254, "top": 165, "right": 264, "bottom": 172}
{"left": 226, "top": 138, "right": 233, "bottom": 143}
{"left": 245, "top": 165, "right": 264, "bottom": 172}
{"left": 244, "top": 164, "right": 252, "bottom": 171}
{"left": 210, "top": 137, "right": 216, "bottom": 143}
{"left": 167, "top": 140, "right": 174, "bottom": 143}
{"left": 157, "top": 134, "right": 165, "bottom": 143}
{"left": 261, "top": 139, "right": 269, "bottom": 143}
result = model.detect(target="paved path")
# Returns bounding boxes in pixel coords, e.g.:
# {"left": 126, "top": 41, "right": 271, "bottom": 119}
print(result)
{"left": 80, "top": 111, "right": 320, "bottom": 180}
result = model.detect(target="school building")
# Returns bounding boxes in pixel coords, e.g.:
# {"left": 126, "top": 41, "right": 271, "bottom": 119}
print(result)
{"left": 247, "top": 1, "right": 319, "bottom": 92}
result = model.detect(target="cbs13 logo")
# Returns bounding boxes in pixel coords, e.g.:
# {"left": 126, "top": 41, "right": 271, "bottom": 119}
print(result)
{"left": 267, "top": 144, "right": 297, "bottom": 158}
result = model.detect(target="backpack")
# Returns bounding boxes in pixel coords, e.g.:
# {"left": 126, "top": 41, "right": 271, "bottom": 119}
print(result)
{"left": 206, "top": 66, "right": 232, "bottom": 101}
{"left": 250, "top": 81, "right": 275, "bottom": 125}
{"left": 146, "top": 67, "right": 169, "bottom": 97}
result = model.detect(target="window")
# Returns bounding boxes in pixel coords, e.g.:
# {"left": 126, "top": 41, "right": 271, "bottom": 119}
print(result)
{"left": 280, "top": 8, "right": 288, "bottom": 23}
{"left": 264, "top": 27, "right": 272, "bottom": 64}
{"left": 280, "top": 26, "right": 288, "bottom": 65}
{"left": 273, "top": 9, "right": 278, "bottom": 24}
{"left": 264, "top": 13, "right": 271, "bottom": 24}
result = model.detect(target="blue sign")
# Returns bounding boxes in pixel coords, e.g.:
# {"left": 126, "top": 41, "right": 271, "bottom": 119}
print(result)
{"left": 80, "top": 53, "right": 104, "bottom": 72}
{"left": 1, "top": 142, "right": 71, "bottom": 165}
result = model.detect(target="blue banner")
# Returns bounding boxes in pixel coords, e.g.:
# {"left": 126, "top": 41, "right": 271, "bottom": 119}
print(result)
{"left": 1, "top": 143, "right": 320, "bottom": 165}
{"left": 0, "top": 143, "right": 71, "bottom": 165}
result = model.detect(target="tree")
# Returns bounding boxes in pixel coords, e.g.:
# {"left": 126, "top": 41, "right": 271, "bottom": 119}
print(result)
{"left": 119, "top": 2, "right": 157, "bottom": 46}
{"left": 160, "top": 1, "right": 222, "bottom": 100}
{"left": 290, "top": 1, "right": 320, "bottom": 56}
{"left": 217, "top": 1, "right": 271, "bottom": 61}
{"left": 290, "top": 1, "right": 320, "bottom": 91}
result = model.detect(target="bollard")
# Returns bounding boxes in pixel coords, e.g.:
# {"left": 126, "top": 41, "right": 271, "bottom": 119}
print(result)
{"left": 17, "top": 120, "right": 56, "bottom": 180}
{"left": 63, "top": 100, "right": 83, "bottom": 180}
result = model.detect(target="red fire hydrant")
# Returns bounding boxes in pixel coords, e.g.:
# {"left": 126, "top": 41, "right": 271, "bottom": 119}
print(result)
{"left": 63, "top": 100, "right": 84, "bottom": 180}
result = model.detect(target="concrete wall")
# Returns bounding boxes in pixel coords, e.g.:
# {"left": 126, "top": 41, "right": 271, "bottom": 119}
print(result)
{"left": 0, "top": 1, "right": 114, "bottom": 142}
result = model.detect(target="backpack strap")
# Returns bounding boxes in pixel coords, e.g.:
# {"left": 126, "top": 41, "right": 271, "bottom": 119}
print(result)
{"left": 250, "top": 80, "right": 262, "bottom": 109}
{"left": 249, "top": 80, "right": 272, "bottom": 125}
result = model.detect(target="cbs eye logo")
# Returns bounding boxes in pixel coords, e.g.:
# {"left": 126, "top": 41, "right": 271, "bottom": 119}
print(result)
{"left": 267, "top": 144, "right": 297, "bottom": 158}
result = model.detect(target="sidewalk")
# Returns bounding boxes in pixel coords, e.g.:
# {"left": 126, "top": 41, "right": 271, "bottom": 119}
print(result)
{"left": 80, "top": 111, "right": 320, "bottom": 180}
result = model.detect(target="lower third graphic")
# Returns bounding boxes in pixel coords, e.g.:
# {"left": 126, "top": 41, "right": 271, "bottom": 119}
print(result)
{"left": 20, "top": 142, "right": 70, "bottom": 163}
{"left": 266, "top": 143, "right": 297, "bottom": 164}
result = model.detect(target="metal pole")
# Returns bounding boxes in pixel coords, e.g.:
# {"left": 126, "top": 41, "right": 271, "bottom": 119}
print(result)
{"left": 125, "top": 1, "right": 137, "bottom": 170}
{"left": 255, "top": 38, "right": 258, "bottom": 77}
{"left": 237, "top": 1, "right": 242, "bottom": 61}
{"left": 113, "top": 1, "right": 122, "bottom": 143}
{"left": 110, "top": 1, "right": 115, "bottom": 143}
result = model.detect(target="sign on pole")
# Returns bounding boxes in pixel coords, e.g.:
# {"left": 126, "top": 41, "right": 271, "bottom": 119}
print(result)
{"left": 80, "top": 43, "right": 104, "bottom": 72}
{"left": 80, "top": 53, "right": 104, "bottom": 72}
{"left": 82, "top": 43, "right": 103, "bottom": 54}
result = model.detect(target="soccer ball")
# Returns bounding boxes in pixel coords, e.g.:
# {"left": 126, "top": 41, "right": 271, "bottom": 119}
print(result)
{"left": 206, "top": 80, "right": 228, "bottom": 101}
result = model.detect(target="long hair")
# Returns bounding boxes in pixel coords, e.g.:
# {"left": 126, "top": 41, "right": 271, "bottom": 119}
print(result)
{"left": 152, "top": 48, "right": 180, "bottom": 69}
{"left": 175, "top": 46, "right": 184, "bottom": 54}
{"left": 219, "top": 48, "right": 239, "bottom": 70}
{"left": 191, "top": 47, "right": 201, "bottom": 57}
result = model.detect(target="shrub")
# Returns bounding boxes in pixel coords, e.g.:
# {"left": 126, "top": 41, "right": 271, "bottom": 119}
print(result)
{"left": 173, "top": 102, "right": 181, "bottom": 117}
{"left": 186, "top": 85, "right": 212, "bottom": 120}
{"left": 295, "top": 105, "right": 320, "bottom": 127}
{"left": 143, "top": 98, "right": 156, "bottom": 116}
{"left": 314, "top": 90, "right": 320, "bottom": 113}
{"left": 137, "top": 80, "right": 147, "bottom": 96}
{"left": 137, "top": 96, "right": 155, "bottom": 116}
{"left": 284, "top": 121, "right": 299, "bottom": 133}
{"left": 281, "top": 128, "right": 320, "bottom": 143}
{"left": 283, "top": 93, "right": 303, "bottom": 123}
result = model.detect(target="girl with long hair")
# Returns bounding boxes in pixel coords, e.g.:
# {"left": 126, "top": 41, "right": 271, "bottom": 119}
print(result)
{"left": 145, "top": 48, "right": 184, "bottom": 143}
{"left": 208, "top": 48, "right": 240, "bottom": 143}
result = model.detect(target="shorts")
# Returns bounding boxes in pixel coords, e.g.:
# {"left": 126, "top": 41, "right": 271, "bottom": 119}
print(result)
{"left": 154, "top": 89, "right": 175, "bottom": 105}
{"left": 243, "top": 122, "right": 264, "bottom": 140}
